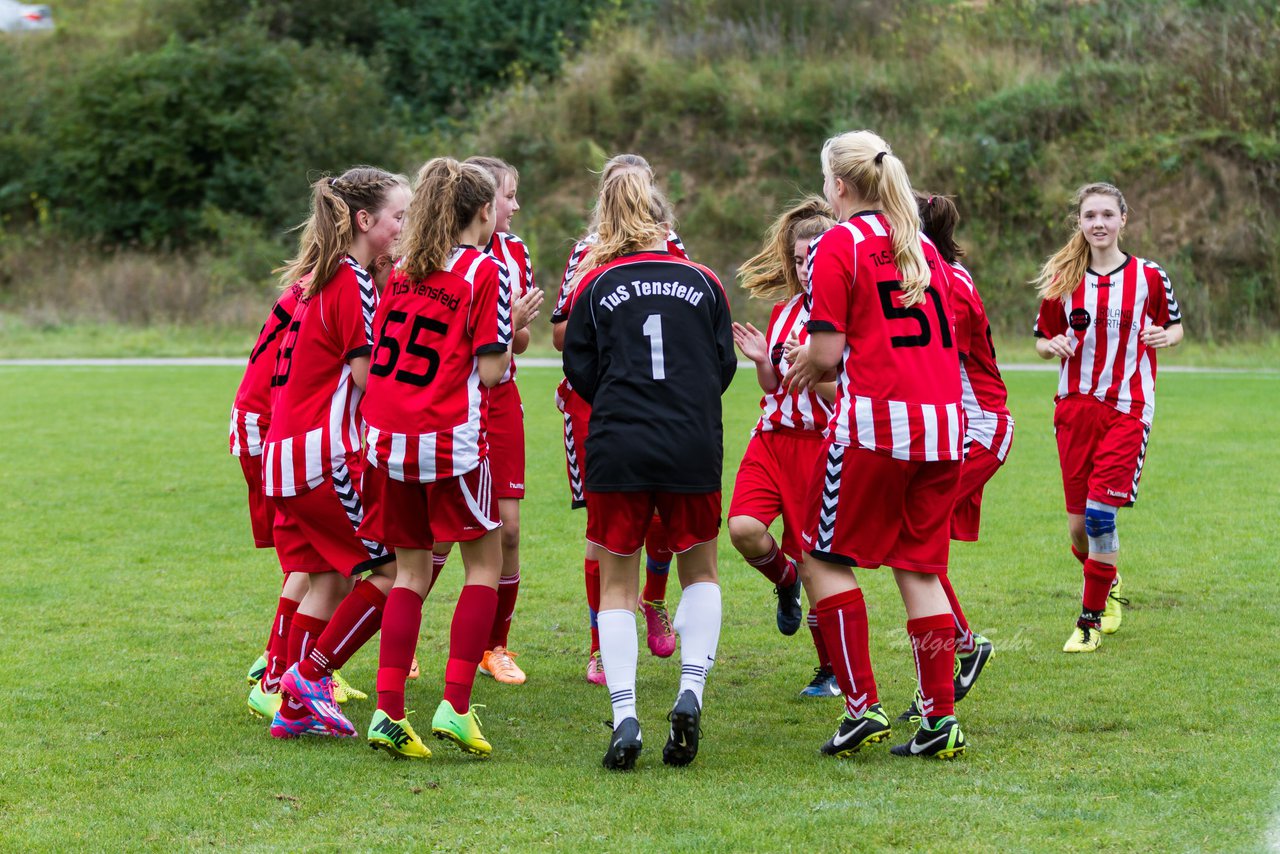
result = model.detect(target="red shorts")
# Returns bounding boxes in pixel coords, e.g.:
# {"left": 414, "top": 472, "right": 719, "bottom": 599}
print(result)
{"left": 586, "top": 491, "right": 722, "bottom": 556}
{"left": 1053, "top": 395, "right": 1150, "bottom": 514}
{"left": 560, "top": 393, "right": 590, "bottom": 509}
{"left": 801, "top": 441, "right": 961, "bottom": 574}
{"left": 950, "top": 442, "right": 1006, "bottom": 542}
{"left": 487, "top": 381, "right": 525, "bottom": 500}
{"left": 358, "top": 459, "right": 501, "bottom": 550}
{"left": 272, "top": 461, "right": 392, "bottom": 576}
{"left": 728, "top": 428, "right": 825, "bottom": 560}
{"left": 239, "top": 453, "right": 275, "bottom": 548}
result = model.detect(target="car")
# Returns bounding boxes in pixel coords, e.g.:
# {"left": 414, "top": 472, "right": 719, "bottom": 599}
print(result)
{"left": 0, "top": 0, "right": 54, "bottom": 33}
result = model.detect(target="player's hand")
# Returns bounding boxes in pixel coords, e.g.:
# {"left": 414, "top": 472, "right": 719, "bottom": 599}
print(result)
{"left": 372, "top": 254, "right": 396, "bottom": 290}
{"left": 513, "top": 287, "right": 545, "bottom": 330}
{"left": 1140, "top": 326, "right": 1170, "bottom": 348}
{"left": 1040, "top": 333, "right": 1077, "bottom": 359}
{"left": 783, "top": 335, "right": 805, "bottom": 366}
{"left": 732, "top": 322, "right": 769, "bottom": 364}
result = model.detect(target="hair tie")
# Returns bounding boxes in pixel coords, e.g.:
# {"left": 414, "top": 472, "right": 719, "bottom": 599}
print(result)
{"left": 874, "top": 151, "right": 888, "bottom": 165}
{"left": 927, "top": 195, "right": 935, "bottom": 207}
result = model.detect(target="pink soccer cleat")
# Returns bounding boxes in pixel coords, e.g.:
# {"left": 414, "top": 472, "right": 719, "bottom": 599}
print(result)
{"left": 281, "top": 664, "right": 357, "bottom": 737}
{"left": 641, "top": 599, "right": 676, "bottom": 658}
{"left": 586, "top": 649, "right": 607, "bottom": 685}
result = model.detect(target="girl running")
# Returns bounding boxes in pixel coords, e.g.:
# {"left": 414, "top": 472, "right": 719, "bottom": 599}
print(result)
{"left": 552, "top": 154, "right": 684, "bottom": 683}
{"left": 1032, "top": 182, "right": 1183, "bottom": 653}
{"left": 356, "top": 157, "right": 512, "bottom": 759}
{"left": 728, "top": 197, "right": 842, "bottom": 698}
{"left": 563, "top": 166, "right": 736, "bottom": 770}
{"left": 786, "top": 130, "right": 968, "bottom": 760}
{"left": 259, "top": 167, "right": 410, "bottom": 739}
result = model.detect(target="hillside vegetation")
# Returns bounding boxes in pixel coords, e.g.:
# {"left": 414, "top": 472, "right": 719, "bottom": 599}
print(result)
{"left": 2, "top": 0, "right": 1277, "bottom": 342}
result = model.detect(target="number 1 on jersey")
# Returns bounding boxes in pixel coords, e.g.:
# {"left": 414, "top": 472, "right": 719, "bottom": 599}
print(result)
{"left": 642, "top": 314, "right": 666, "bottom": 380}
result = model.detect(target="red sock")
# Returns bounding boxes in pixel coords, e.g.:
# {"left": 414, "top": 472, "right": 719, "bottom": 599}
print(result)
{"left": 643, "top": 515, "right": 672, "bottom": 601}
{"left": 939, "top": 573, "right": 974, "bottom": 654}
{"left": 443, "top": 584, "right": 499, "bottom": 714}
{"left": 1071, "top": 545, "right": 1088, "bottom": 566}
{"left": 376, "top": 587, "right": 424, "bottom": 720}
{"left": 299, "top": 580, "right": 387, "bottom": 680}
{"left": 815, "top": 588, "right": 878, "bottom": 717}
{"left": 907, "top": 613, "right": 956, "bottom": 719}
{"left": 489, "top": 572, "right": 521, "bottom": 649}
{"left": 585, "top": 558, "right": 601, "bottom": 652}
{"left": 427, "top": 552, "right": 448, "bottom": 596}
{"left": 745, "top": 536, "right": 795, "bottom": 586}
{"left": 263, "top": 595, "right": 299, "bottom": 692}
{"left": 807, "top": 607, "right": 831, "bottom": 669}
{"left": 282, "top": 612, "right": 327, "bottom": 720}
{"left": 1081, "top": 558, "right": 1117, "bottom": 615}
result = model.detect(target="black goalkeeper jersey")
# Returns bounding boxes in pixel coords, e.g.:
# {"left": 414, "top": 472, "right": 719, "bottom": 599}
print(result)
{"left": 563, "top": 251, "right": 736, "bottom": 493}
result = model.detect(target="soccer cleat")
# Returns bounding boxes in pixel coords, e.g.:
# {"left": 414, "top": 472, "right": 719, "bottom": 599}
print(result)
{"left": 586, "top": 650, "right": 607, "bottom": 685}
{"left": 248, "top": 680, "right": 283, "bottom": 719}
{"left": 332, "top": 670, "right": 367, "bottom": 704}
{"left": 662, "top": 690, "right": 702, "bottom": 767}
{"left": 896, "top": 689, "right": 923, "bottom": 723}
{"left": 1101, "top": 576, "right": 1128, "bottom": 634}
{"left": 953, "top": 634, "right": 993, "bottom": 703}
{"left": 269, "top": 710, "right": 329, "bottom": 739}
{"left": 1063, "top": 622, "right": 1102, "bottom": 653}
{"left": 367, "top": 709, "right": 431, "bottom": 759}
{"left": 641, "top": 600, "right": 676, "bottom": 658}
{"left": 603, "top": 717, "right": 643, "bottom": 771}
{"left": 430, "top": 700, "right": 492, "bottom": 757}
{"left": 480, "top": 646, "right": 527, "bottom": 685}
{"left": 820, "top": 703, "right": 891, "bottom": 757}
{"left": 408, "top": 656, "right": 420, "bottom": 680}
{"left": 280, "top": 664, "right": 357, "bottom": 737}
{"left": 774, "top": 569, "right": 803, "bottom": 636}
{"left": 890, "top": 715, "right": 966, "bottom": 759}
{"left": 800, "top": 666, "right": 842, "bottom": 698}
{"left": 246, "top": 654, "right": 268, "bottom": 686}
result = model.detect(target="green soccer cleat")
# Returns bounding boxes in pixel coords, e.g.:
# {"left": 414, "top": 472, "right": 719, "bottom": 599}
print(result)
{"left": 430, "top": 700, "right": 492, "bottom": 757}
{"left": 820, "top": 703, "right": 892, "bottom": 758}
{"left": 1063, "top": 621, "right": 1102, "bottom": 653}
{"left": 890, "top": 715, "right": 966, "bottom": 759}
{"left": 332, "top": 670, "right": 367, "bottom": 704}
{"left": 246, "top": 654, "right": 268, "bottom": 686}
{"left": 367, "top": 709, "right": 431, "bottom": 760}
{"left": 247, "top": 680, "right": 283, "bottom": 719}
{"left": 1100, "top": 576, "right": 1129, "bottom": 634}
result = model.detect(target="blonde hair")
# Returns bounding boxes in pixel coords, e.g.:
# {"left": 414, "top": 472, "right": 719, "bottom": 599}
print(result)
{"left": 277, "top": 166, "right": 408, "bottom": 298}
{"left": 738, "top": 196, "right": 835, "bottom": 301}
{"left": 464, "top": 155, "right": 519, "bottom": 189}
{"left": 1033, "top": 182, "right": 1129, "bottom": 301}
{"left": 587, "top": 153, "right": 656, "bottom": 232}
{"left": 398, "top": 158, "right": 497, "bottom": 282}
{"left": 821, "top": 130, "right": 928, "bottom": 306}
{"left": 570, "top": 168, "right": 668, "bottom": 291}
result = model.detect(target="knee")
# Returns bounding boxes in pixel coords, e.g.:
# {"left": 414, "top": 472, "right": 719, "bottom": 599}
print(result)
{"left": 500, "top": 521, "right": 520, "bottom": 554}
{"left": 727, "top": 516, "right": 766, "bottom": 554}
{"left": 1084, "top": 500, "right": 1119, "bottom": 554}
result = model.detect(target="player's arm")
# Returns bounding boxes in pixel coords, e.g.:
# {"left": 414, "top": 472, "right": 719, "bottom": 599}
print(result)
{"left": 478, "top": 351, "right": 510, "bottom": 387}
{"left": 1139, "top": 262, "right": 1184, "bottom": 349}
{"left": 562, "top": 284, "right": 599, "bottom": 403}
{"left": 712, "top": 277, "right": 737, "bottom": 393}
{"left": 1033, "top": 296, "right": 1074, "bottom": 359}
{"left": 349, "top": 355, "right": 371, "bottom": 390}
{"left": 511, "top": 282, "right": 544, "bottom": 356}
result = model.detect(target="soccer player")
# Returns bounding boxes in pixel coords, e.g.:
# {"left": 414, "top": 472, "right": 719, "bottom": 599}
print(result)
{"left": 552, "top": 154, "right": 686, "bottom": 683}
{"left": 728, "top": 196, "right": 842, "bottom": 698}
{"left": 260, "top": 167, "right": 410, "bottom": 739}
{"left": 786, "top": 130, "right": 968, "bottom": 760}
{"left": 563, "top": 166, "right": 736, "bottom": 771}
{"left": 1032, "top": 182, "right": 1183, "bottom": 653}
{"left": 357, "top": 157, "right": 512, "bottom": 759}
{"left": 895, "top": 191, "right": 1009, "bottom": 721}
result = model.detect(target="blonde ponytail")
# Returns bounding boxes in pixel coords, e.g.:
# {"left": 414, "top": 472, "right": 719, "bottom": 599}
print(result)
{"left": 569, "top": 168, "right": 667, "bottom": 292}
{"left": 1034, "top": 182, "right": 1128, "bottom": 302}
{"left": 399, "top": 158, "right": 497, "bottom": 282}
{"left": 738, "top": 196, "right": 835, "bottom": 301}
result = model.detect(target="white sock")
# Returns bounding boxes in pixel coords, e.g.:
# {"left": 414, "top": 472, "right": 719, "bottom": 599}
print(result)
{"left": 673, "top": 582, "right": 721, "bottom": 707}
{"left": 598, "top": 609, "right": 639, "bottom": 728}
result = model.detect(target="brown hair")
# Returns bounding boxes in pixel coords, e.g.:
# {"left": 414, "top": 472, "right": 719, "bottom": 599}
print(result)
{"left": 398, "top": 158, "right": 497, "bottom": 282}
{"left": 738, "top": 196, "right": 835, "bottom": 301}
{"left": 821, "top": 130, "right": 929, "bottom": 306}
{"left": 464, "top": 155, "right": 519, "bottom": 188}
{"left": 277, "top": 166, "right": 408, "bottom": 297}
{"left": 916, "top": 192, "right": 965, "bottom": 266}
{"left": 1033, "top": 182, "right": 1128, "bottom": 301}
{"left": 570, "top": 168, "right": 668, "bottom": 291}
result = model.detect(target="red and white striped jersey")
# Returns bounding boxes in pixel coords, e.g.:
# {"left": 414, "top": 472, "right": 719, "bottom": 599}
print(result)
{"left": 486, "top": 230, "right": 532, "bottom": 384}
{"left": 950, "top": 262, "right": 1014, "bottom": 461}
{"left": 753, "top": 292, "right": 832, "bottom": 435}
{"left": 262, "top": 258, "right": 377, "bottom": 497}
{"left": 1034, "top": 254, "right": 1182, "bottom": 425}
{"left": 807, "top": 212, "right": 964, "bottom": 462}
{"left": 229, "top": 283, "right": 302, "bottom": 457}
{"left": 362, "top": 246, "right": 512, "bottom": 483}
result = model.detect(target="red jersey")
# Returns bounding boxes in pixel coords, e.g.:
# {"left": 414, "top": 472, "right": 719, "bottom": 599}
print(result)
{"left": 486, "top": 230, "right": 532, "bottom": 384}
{"left": 229, "top": 283, "right": 302, "bottom": 457}
{"left": 262, "top": 258, "right": 377, "bottom": 497}
{"left": 950, "top": 262, "right": 1014, "bottom": 461}
{"left": 753, "top": 291, "right": 832, "bottom": 435}
{"left": 363, "top": 246, "right": 512, "bottom": 483}
{"left": 807, "top": 212, "right": 964, "bottom": 462}
{"left": 1033, "top": 254, "right": 1181, "bottom": 425}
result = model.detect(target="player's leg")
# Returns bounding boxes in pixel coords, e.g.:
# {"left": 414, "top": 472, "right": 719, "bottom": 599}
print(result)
{"left": 640, "top": 515, "right": 676, "bottom": 658}
{"left": 584, "top": 541, "right": 605, "bottom": 684}
{"left": 728, "top": 434, "right": 801, "bottom": 635}
{"left": 368, "top": 547, "right": 433, "bottom": 759}
{"left": 1086, "top": 413, "right": 1148, "bottom": 636}
{"left": 1055, "top": 398, "right": 1106, "bottom": 652}
{"left": 799, "top": 602, "right": 840, "bottom": 698}
{"left": 248, "top": 571, "right": 307, "bottom": 719}
{"left": 480, "top": 497, "right": 526, "bottom": 684}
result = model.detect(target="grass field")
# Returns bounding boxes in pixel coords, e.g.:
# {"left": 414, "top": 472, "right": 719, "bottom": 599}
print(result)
{"left": 1, "top": 364, "right": 1278, "bottom": 852}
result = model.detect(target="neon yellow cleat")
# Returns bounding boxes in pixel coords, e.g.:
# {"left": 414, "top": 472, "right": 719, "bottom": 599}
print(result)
{"left": 431, "top": 700, "right": 492, "bottom": 757}
{"left": 248, "top": 680, "right": 282, "bottom": 718}
{"left": 246, "top": 654, "right": 267, "bottom": 686}
{"left": 332, "top": 670, "right": 367, "bottom": 704}
{"left": 1063, "top": 623, "right": 1102, "bottom": 653}
{"left": 1100, "top": 576, "right": 1128, "bottom": 634}
{"left": 368, "top": 709, "right": 431, "bottom": 759}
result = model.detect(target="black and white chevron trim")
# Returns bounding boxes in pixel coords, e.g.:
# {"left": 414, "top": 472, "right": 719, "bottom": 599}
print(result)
{"left": 496, "top": 263, "right": 513, "bottom": 345}
{"left": 331, "top": 463, "right": 388, "bottom": 559}
{"left": 563, "top": 411, "right": 583, "bottom": 503}
{"left": 1130, "top": 424, "right": 1152, "bottom": 503}
{"left": 345, "top": 256, "right": 377, "bottom": 344}
{"left": 816, "top": 444, "right": 845, "bottom": 553}
{"left": 1146, "top": 260, "right": 1182, "bottom": 323}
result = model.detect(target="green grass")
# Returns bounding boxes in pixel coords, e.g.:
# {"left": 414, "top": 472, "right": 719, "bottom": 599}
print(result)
{"left": 0, "top": 365, "right": 1277, "bottom": 851}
